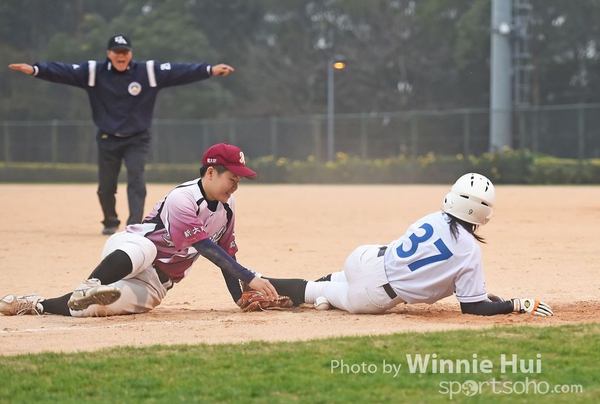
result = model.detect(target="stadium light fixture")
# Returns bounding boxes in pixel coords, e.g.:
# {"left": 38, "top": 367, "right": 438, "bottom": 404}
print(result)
{"left": 327, "top": 55, "right": 346, "bottom": 162}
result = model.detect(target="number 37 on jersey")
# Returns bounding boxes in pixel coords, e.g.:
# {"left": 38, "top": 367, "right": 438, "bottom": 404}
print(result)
{"left": 395, "top": 223, "right": 453, "bottom": 271}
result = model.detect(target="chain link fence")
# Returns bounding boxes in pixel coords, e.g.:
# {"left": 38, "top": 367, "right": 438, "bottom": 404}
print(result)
{"left": 2, "top": 104, "right": 600, "bottom": 165}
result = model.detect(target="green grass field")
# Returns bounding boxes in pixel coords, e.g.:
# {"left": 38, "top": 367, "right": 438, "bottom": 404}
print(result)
{"left": 1, "top": 323, "right": 597, "bottom": 404}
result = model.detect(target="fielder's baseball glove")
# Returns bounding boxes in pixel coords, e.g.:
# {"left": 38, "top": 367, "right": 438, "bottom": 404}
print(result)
{"left": 236, "top": 290, "right": 294, "bottom": 312}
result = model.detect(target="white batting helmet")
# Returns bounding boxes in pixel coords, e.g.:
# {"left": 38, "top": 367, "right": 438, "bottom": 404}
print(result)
{"left": 442, "top": 173, "right": 495, "bottom": 225}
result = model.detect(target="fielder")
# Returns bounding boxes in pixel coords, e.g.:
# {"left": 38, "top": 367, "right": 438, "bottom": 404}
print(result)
{"left": 260, "top": 173, "right": 553, "bottom": 316}
{"left": 0, "top": 143, "right": 280, "bottom": 317}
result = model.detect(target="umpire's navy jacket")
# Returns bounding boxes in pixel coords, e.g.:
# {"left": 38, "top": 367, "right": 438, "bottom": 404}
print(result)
{"left": 32, "top": 60, "right": 212, "bottom": 136}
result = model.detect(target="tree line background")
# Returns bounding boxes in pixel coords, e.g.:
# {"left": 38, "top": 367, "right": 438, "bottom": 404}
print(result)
{"left": 1, "top": 0, "right": 600, "bottom": 123}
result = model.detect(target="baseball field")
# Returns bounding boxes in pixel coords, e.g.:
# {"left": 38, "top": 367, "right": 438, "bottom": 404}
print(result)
{"left": 1, "top": 183, "right": 598, "bottom": 402}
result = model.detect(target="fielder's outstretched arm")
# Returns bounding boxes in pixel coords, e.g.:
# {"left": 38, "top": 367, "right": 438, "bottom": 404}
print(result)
{"left": 193, "top": 238, "right": 278, "bottom": 300}
{"left": 219, "top": 266, "right": 244, "bottom": 303}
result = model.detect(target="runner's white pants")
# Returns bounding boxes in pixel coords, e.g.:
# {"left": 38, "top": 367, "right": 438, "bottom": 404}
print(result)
{"left": 304, "top": 245, "right": 405, "bottom": 314}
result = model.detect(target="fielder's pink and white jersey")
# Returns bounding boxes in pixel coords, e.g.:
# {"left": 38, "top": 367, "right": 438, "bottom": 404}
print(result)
{"left": 384, "top": 211, "right": 486, "bottom": 304}
{"left": 125, "top": 178, "right": 237, "bottom": 282}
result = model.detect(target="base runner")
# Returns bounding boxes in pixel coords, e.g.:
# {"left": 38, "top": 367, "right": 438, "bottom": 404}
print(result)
{"left": 263, "top": 173, "right": 553, "bottom": 317}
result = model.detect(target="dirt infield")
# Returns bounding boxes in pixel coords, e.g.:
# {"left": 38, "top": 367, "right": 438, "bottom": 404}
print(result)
{"left": 1, "top": 183, "right": 598, "bottom": 356}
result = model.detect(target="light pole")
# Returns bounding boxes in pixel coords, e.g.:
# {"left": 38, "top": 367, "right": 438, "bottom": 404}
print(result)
{"left": 489, "top": 0, "right": 512, "bottom": 152}
{"left": 327, "top": 55, "right": 346, "bottom": 162}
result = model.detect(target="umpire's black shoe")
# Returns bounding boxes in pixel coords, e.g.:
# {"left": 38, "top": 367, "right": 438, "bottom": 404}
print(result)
{"left": 102, "top": 226, "right": 118, "bottom": 235}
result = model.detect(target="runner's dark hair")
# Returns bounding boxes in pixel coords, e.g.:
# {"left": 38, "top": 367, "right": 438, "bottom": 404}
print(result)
{"left": 446, "top": 214, "right": 486, "bottom": 244}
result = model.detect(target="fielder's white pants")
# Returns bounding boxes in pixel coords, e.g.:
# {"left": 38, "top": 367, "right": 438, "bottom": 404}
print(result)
{"left": 70, "top": 232, "right": 169, "bottom": 317}
{"left": 304, "top": 245, "right": 405, "bottom": 314}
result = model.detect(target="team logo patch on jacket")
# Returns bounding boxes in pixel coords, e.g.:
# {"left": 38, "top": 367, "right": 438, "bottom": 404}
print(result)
{"left": 128, "top": 82, "right": 142, "bottom": 96}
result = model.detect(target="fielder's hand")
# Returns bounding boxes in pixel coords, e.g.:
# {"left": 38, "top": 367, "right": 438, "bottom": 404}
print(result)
{"left": 511, "top": 298, "right": 553, "bottom": 316}
{"left": 9, "top": 63, "right": 34, "bottom": 75}
{"left": 211, "top": 64, "right": 234, "bottom": 76}
{"left": 247, "top": 276, "right": 278, "bottom": 301}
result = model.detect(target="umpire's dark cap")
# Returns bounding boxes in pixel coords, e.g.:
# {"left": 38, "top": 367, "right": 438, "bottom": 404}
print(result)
{"left": 107, "top": 35, "right": 132, "bottom": 51}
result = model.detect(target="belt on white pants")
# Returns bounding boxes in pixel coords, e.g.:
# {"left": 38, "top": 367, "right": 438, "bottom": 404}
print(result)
{"left": 377, "top": 246, "right": 398, "bottom": 300}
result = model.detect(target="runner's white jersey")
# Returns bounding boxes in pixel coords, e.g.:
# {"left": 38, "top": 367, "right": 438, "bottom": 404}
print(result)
{"left": 384, "top": 211, "right": 487, "bottom": 304}
{"left": 125, "top": 178, "right": 237, "bottom": 282}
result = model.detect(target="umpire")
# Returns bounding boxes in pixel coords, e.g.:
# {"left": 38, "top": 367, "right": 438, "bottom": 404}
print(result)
{"left": 9, "top": 34, "right": 235, "bottom": 235}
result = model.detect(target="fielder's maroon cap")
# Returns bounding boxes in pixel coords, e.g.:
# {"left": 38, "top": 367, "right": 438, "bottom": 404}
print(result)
{"left": 202, "top": 143, "right": 258, "bottom": 180}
